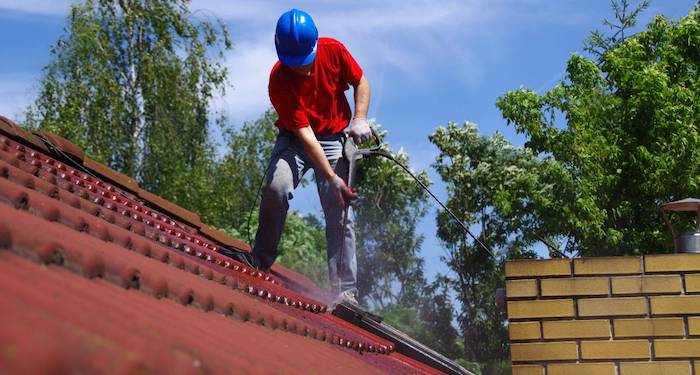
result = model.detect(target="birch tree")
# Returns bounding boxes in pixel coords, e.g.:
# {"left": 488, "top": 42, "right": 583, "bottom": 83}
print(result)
{"left": 25, "top": 0, "right": 231, "bottom": 211}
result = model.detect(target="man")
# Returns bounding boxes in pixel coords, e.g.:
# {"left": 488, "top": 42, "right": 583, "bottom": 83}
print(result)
{"left": 246, "top": 9, "right": 371, "bottom": 305}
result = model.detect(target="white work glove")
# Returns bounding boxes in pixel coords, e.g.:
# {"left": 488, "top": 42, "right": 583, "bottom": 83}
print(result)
{"left": 349, "top": 118, "right": 372, "bottom": 145}
{"left": 329, "top": 174, "right": 357, "bottom": 207}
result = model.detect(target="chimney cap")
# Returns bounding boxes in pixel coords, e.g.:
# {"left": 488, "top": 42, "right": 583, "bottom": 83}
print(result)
{"left": 661, "top": 198, "right": 700, "bottom": 212}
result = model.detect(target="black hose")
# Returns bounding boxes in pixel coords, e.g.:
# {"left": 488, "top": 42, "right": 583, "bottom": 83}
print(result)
{"left": 368, "top": 150, "right": 497, "bottom": 260}
{"left": 367, "top": 147, "right": 571, "bottom": 260}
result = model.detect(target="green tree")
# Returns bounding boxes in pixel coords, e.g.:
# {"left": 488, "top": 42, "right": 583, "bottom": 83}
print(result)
{"left": 496, "top": 5, "right": 700, "bottom": 256}
{"left": 223, "top": 211, "right": 329, "bottom": 288}
{"left": 380, "top": 277, "right": 470, "bottom": 367}
{"left": 584, "top": 0, "right": 650, "bottom": 60}
{"left": 25, "top": 0, "right": 231, "bottom": 214}
{"left": 353, "top": 130, "right": 431, "bottom": 309}
{"left": 430, "top": 122, "right": 559, "bottom": 374}
{"left": 353, "top": 128, "right": 470, "bottom": 364}
{"left": 203, "top": 109, "right": 278, "bottom": 230}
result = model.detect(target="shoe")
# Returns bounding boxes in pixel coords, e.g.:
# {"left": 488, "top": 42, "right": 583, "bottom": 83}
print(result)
{"left": 333, "top": 290, "right": 359, "bottom": 306}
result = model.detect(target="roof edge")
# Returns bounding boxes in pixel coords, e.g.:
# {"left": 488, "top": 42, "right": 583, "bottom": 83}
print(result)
{"left": 137, "top": 188, "right": 203, "bottom": 229}
{"left": 35, "top": 131, "right": 84, "bottom": 162}
{"left": 198, "top": 224, "right": 250, "bottom": 252}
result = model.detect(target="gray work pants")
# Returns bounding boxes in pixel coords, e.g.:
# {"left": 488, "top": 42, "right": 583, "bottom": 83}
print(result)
{"left": 252, "top": 131, "right": 357, "bottom": 295}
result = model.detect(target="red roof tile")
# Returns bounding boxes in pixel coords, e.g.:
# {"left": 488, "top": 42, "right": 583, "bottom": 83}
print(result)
{"left": 0, "top": 121, "right": 448, "bottom": 374}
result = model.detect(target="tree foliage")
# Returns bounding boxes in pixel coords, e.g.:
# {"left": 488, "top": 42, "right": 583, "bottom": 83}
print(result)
{"left": 430, "top": 122, "right": 554, "bottom": 374}
{"left": 203, "top": 109, "right": 278, "bottom": 230}
{"left": 584, "top": 0, "right": 650, "bottom": 59}
{"left": 497, "top": 5, "right": 700, "bottom": 256}
{"left": 224, "top": 211, "right": 329, "bottom": 288}
{"left": 25, "top": 0, "right": 231, "bottom": 214}
{"left": 354, "top": 128, "right": 430, "bottom": 309}
{"left": 353, "top": 127, "right": 472, "bottom": 365}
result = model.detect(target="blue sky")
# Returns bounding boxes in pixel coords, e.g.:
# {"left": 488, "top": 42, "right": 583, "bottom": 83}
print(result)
{"left": 0, "top": 0, "right": 696, "bottom": 281}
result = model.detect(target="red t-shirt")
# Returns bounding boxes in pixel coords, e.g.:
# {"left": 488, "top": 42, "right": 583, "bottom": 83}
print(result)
{"left": 269, "top": 37, "right": 363, "bottom": 135}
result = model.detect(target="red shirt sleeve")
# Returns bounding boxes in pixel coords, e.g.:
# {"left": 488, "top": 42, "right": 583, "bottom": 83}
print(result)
{"left": 269, "top": 65, "right": 309, "bottom": 130}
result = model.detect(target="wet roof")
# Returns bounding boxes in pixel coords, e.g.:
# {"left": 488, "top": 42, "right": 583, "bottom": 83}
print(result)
{"left": 0, "top": 115, "right": 444, "bottom": 375}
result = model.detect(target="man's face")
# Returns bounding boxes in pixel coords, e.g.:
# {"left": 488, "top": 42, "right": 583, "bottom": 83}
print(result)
{"left": 289, "top": 62, "right": 313, "bottom": 76}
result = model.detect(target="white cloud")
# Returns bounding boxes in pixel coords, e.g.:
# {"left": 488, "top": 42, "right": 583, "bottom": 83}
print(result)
{"left": 212, "top": 37, "right": 277, "bottom": 125}
{"left": 200, "top": 0, "right": 515, "bottom": 123}
{"left": 0, "top": 0, "right": 582, "bottom": 124}
{"left": 0, "top": 0, "right": 518, "bottom": 123}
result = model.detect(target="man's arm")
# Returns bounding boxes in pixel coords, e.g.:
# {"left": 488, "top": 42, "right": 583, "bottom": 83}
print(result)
{"left": 291, "top": 125, "right": 355, "bottom": 205}
{"left": 353, "top": 75, "right": 370, "bottom": 119}
{"left": 349, "top": 75, "right": 372, "bottom": 144}
{"left": 293, "top": 126, "right": 336, "bottom": 180}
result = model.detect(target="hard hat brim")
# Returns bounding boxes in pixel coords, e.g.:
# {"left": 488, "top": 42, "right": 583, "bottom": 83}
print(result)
{"left": 276, "top": 41, "right": 317, "bottom": 67}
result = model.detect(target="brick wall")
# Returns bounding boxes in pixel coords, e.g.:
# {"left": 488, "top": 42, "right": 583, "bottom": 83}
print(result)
{"left": 505, "top": 254, "right": 700, "bottom": 375}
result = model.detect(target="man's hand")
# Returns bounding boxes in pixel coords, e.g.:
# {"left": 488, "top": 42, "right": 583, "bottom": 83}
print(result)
{"left": 291, "top": 126, "right": 357, "bottom": 206}
{"left": 349, "top": 118, "right": 372, "bottom": 144}
{"left": 329, "top": 174, "right": 357, "bottom": 206}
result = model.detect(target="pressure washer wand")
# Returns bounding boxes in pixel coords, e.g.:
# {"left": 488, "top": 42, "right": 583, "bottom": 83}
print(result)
{"left": 342, "top": 130, "right": 497, "bottom": 261}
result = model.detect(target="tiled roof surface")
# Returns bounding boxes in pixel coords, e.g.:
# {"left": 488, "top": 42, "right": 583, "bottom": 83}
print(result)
{"left": 0, "top": 115, "right": 443, "bottom": 374}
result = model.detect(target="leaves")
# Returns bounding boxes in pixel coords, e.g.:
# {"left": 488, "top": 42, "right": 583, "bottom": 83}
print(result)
{"left": 354, "top": 125, "right": 431, "bottom": 308}
{"left": 24, "top": 0, "right": 231, "bottom": 215}
{"left": 430, "top": 122, "right": 548, "bottom": 373}
{"left": 223, "top": 209, "right": 329, "bottom": 288}
{"left": 584, "top": 0, "right": 651, "bottom": 59}
{"left": 496, "top": 7, "right": 700, "bottom": 256}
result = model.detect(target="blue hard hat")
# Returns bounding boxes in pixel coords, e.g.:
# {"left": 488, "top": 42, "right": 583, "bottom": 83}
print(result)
{"left": 275, "top": 9, "right": 318, "bottom": 67}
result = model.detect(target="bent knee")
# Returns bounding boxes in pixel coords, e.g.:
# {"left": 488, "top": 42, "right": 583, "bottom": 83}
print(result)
{"left": 262, "top": 180, "right": 294, "bottom": 202}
